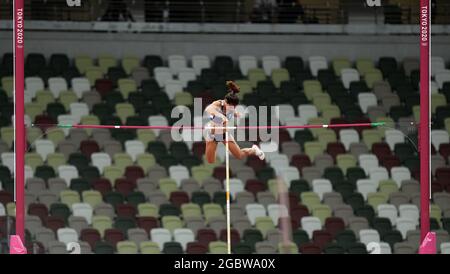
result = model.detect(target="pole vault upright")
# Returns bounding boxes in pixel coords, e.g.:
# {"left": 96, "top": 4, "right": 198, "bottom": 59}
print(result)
{"left": 12, "top": 0, "right": 26, "bottom": 252}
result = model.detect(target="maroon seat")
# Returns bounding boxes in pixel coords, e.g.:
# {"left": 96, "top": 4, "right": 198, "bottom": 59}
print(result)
{"left": 324, "top": 217, "right": 345, "bottom": 237}
{"left": 278, "top": 129, "right": 292, "bottom": 144}
{"left": 352, "top": 118, "right": 372, "bottom": 135}
{"left": 95, "top": 79, "right": 114, "bottom": 97}
{"left": 81, "top": 228, "right": 102, "bottom": 249}
{"left": 213, "top": 166, "right": 227, "bottom": 182}
{"left": 287, "top": 192, "right": 300, "bottom": 209}
{"left": 372, "top": 142, "right": 392, "bottom": 160}
{"left": 431, "top": 144, "right": 436, "bottom": 155}
{"left": 435, "top": 167, "right": 450, "bottom": 181}
{"left": 278, "top": 216, "right": 299, "bottom": 231}
{"left": 290, "top": 204, "right": 309, "bottom": 222}
{"left": 197, "top": 228, "right": 217, "bottom": 246}
{"left": 115, "top": 178, "right": 136, "bottom": 196}
{"left": 137, "top": 217, "right": 159, "bottom": 234}
{"left": 246, "top": 155, "right": 266, "bottom": 173}
{"left": 80, "top": 140, "right": 100, "bottom": 158}
{"left": 312, "top": 230, "right": 333, "bottom": 250}
{"left": 0, "top": 190, "right": 13, "bottom": 206}
{"left": 45, "top": 216, "right": 65, "bottom": 233}
{"left": 329, "top": 118, "right": 349, "bottom": 135}
{"left": 219, "top": 229, "right": 240, "bottom": 244}
{"left": 439, "top": 144, "right": 450, "bottom": 160}
{"left": 116, "top": 203, "right": 137, "bottom": 218}
{"left": 290, "top": 154, "right": 311, "bottom": 174}
{"left": 380, "top": 155, "right": 401, "bottom": 171}
{"left": 28, "top": 203, "right": 49, "bottom": 222}
{"left": 326, "top": 142, "right": 346, "bottom": 161}
{"left": 186, "top": 242, "right": 208, "bottom": 254}
{"left": 169, "top": 191, "right": 190, "bottom": 208}
{"left": 245, "top": 179, "right": 267, "bottom": 195}
{"left": 92, "top": 178, "right": 113, "bottom": 195}
{"left": 104, "top": 228, "right": 125, "bottom": 248}
{"left": 299, "top": 243, "right": 322, "bottom": 254}
{"left": 192, "top": 142, "right": 206, "bottom": 159}
{"left": 34, "top": 115, "right": 56, "bottom": 132}
{"left": 124, "top": 166, "right": 145, "bottom": 183}
{"left": 431, "top": 181, "right": 443, "bottom": 194}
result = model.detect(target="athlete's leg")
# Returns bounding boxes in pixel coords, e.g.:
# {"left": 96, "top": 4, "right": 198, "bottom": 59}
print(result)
{"left": 226, "top": 140, "right": 264, "bottom": 160}
{"left": 205, "top": 141, "right": 218, "bottom": 163}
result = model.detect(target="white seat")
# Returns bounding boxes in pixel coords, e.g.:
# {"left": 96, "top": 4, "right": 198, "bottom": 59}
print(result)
{"left": 25, "top": 77, "right": 45, "bottom": 99}
{"left": 301, "top": 216, "right": 322, "bottom": 238}
{"left": 69, "top": 102, "right": 89, "bottom": 124}
{"left": 91, "top": 153, "right": 112, "bottom": 174}
{"left": 358, "top": 154, "right": 379, "bottom": 175}
{"left": 125, "top": 140, "right": 145, "bottom": 162}
{"left": 229, "top": 178, "right": 244, "bottom": 199}
{"left": 285, "top": 117, "right": 304, "bottom": 138}
{"left": 369, "top": 167, "right": 389, "bottom": 184}
{"left": 341, "top": 68, "right": 360, "bottom": 89}
{"left": 267, "top": 204, "right": 289, "bottom": 225}
{"left": 71, "top": 77, "right": 91, "bottom": 99}
{"left": 339, "top": 129, "right": 360, "bottom": 150}
{"left": 431, "top": 81, "right": 439, "bottom": 94}
{"left": 245, "top": 203, "right": 267, "bottom": 225}
{"left": 168, "top": 55, "right": 187, "bottom": 75}
{"left": 312, "top": 179, "right": 333, "bottom": 200}
{"left": 431, "top": 56, "right": 446, "bottom": 77}
{"left": 275, "top": 104, "right": 296, "bottom": 125}
{"left": 25, "top": 165, "right": 33, "bottom": 179}
{"left": 356, "top": 179, "right": 378, "bottom": 200}
{"left": 395, "top": 217, "right": 416, "bottom": 239}
{"left": 238, "top": 55, "right": 258, "bottom": 76}
{"left": 277, "top": 167, "right": 299, "bottom": 188}
{"left": 57, "top": 115, "right": 77, "bottom": 136}
{"left": 298, "top": 105, "right": 318, "bottom": 125}
{"left": 1, "top": 152, "right": 14, "bottom": 173}
{"left": 48, "top": 77, "right": 68, "bottom": 98}
{"left": 0, "top": 204, "right": 5, "bottom": 216}
{"left": 192, "top": 55, "right": 211, "bottom": 76}
{"left": 308, "top": 56, "right": 328, "bottom": 77}
{"left": 150, "top": 228, "right": 172, "bottom": 251}
{"left": 390, "top": 167, "right": 411, "bottom": 188}
{"left": 169, "top": 165, "right": 190, "bottom": 187}
{"left": 435, "top": 70, "right": 450, "bottom": 89}
{"left": 57, "top": 228, "right": 79, "bottom": 245}
{"left": 269, "top": 154, "right": 290, "bottom": 170}
{"left": 57, "top": 165, "right": 79, "bottom": 186}
{"left": 398, "top": 204, "right": 419, "bottom": 226}
{"left": 35, "top": 140, "right": 55, "bottom": 161}
{"left": 173, "top": 228, "right": 195, "bottom": 251}
{"left": 378, "top": 242, "right": 392, "bottom": 254}
{"left": 377, "top": 204, "right": 398, "bottom": 225}
{"left": 262, "top": 56, "right": 281, "bottom": 76}
{"left": 359, "top": 229, "right": 380, "bottom": 245}
{"left": 431, "top": 130, "right": 449, "bottom": 150}
{"left": 148, "top": 115, "right": 168, "bottom": 136}
{"left": 259, "top": 142, "right": 279, "bottom": 161}
{"left": 177, "top": 68, "right": 197, "bottom": 88}
{"left": 164, "top": 80, "right": 183, "bottom": 100}
{"left": 72, "top": 203, "right": 93, "bottom": 224}
{"left": 358, "top": 93, "right": 377, "bottom": 113}
{"left": 11, "top": 115, "right": 32, "bottom": 128}
{"left": 153, "top": 67, "right": 173, "bottom": 88}
{"left": 440, "top": 243, "right": 450, "bottom": 254}
{"left": 385, "top": 129, "right": 405, "bottom": 151}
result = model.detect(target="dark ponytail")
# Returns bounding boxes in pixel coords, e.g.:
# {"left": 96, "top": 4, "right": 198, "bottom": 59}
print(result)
{"left": 224, "top": 81, "right": 240, "bottom": 106}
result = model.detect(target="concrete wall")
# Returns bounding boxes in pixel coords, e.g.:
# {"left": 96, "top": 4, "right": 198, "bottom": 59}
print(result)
{"left": 1, "top": 30, "right": 449, "bottom": 61}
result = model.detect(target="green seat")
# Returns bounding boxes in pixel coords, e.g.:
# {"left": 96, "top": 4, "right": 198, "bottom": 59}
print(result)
{"left": 209, "top": 241, "right": 228, "bottom": 254}
{"left": 140, "top": 241, "right": 161, "bottom": 254}
{"left": 311, "top": 204, "right": 332, "bottom": 225}
{"left": 234, "top": 80, "right": 252, "bottom": 100}
{"left": 117, "top": 241, "right": 138, "bottom": 254}
{"left": 378, "top": 180, "right": 398, "bottom": 195}
{"left": 192, "top": 166, "right": 213, "bottom": 184}
{"left": 255, "top": 216, "right": 275, "bottom": 237}
{"left": 336, "top": 154, "right": 356, "bottom": 175}
{"left": 25, "top": 153, "right": 44, "bottom": 171}
{"left": 25, "top": 102, "right": 45, "bottom": 121}
{"left": 304, "top": 141, "right": 324, "bottom": 160}
{"left": 85, "top": 66, "right": 103, "bottom": 86}
{"left": 181, "top": 203, "right": 202, "bottom": 218}
{"left": 413, "top": 105, "right": 420, "bottom": 122}
{"left": 103, "top": 166, "right": 123, "bottom": 184}
{"left": 136, "top": 153, "right": 156, "bottom": 172}
{"left": 137, "top": 129, "right": 157, "bottom": 145}
{"left": 159, "top": 178, "right": 178, "bottom": 198}
{"left": 356, "top": 58, "right": 375, "bottom": 76}
{"left": 321, "top": 105, "right": 341, "bottom": 123}
{"left": 303, "top": 80, "right": 322, "bottom": 101}
{"left": 300, "top": 192, "right": 321, "bottom": 211}
{"left": 59, "top": 91, "right": 78, "bottom": 110}
{"left": 36, "top": 90, "right": 55, "bottom": 106}
{"left": 162, "top": 216, "right": 183, "bottom": 233}
{"left": 113, "top": 153, "right": 134, "bottom": 174}
{"left": 278, "top": 242, "right": 299, "bottom": 254}
{"left": 430, "top": 204, "right": 442, "bottom": 226}
{"left": 174, "top": 92, "right": 193, "bottom": 106}
{"left": 271, "top": 68, "right": 290, "bottom": 89}
{"left": 118, "top": 79, "right": 137, "bottom": 99}
{"left": 431, "top": 93, "right": 447, "bottom": 114}
{"left": 203, "top": 203, "right": 223, "bottom": 222}
{"left": 332, "top": 58, "right": 351, "bottom": 76}
{"left": 122, "top": 56, "right": 140, "bottom": 75}
{"left": 364, "top": 69, "right": 383, "bottom": 89}
{"left": 60, "top": 190, "right": 81, "bottom": 207}
{"left": 367, "top": 192, "right": 388, "bottom": 211}
{"left": 1, "top": 76, "right": 14, "bottom": 97}
{"left": 362, "top": 129, "right": 382, "bottom": 148}
{"left": 248, "top": 68, "right": 266, "bottom": 88}
{"left": 74, "top": 55, "right": 93, "bottom": 74}
{"left": 317, "top": 129, "right": 337, "bottom": 150}
{"left": 82, "top": 190, "right": 103, "bottom": 208}
{"left": 93, "top": 215, "right": 113, "bottom": 237}
{"left": 138, "top": 203, "right": 159, "bottom": 217}
{"left": 115, "top": 103, "right": 135, "bottom": 124}
{"left": 98, "top": 55, "right": 117, "bottom": 74}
